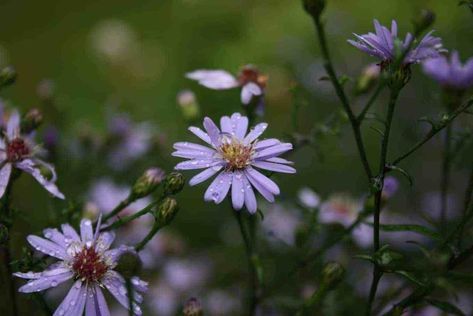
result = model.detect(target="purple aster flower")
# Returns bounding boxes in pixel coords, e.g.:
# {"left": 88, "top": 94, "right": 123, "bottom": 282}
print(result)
{"left": 186, "top": 65, "right": 268, "bottom": 105}
{"left": 0, "top": 110, "right": 64, "bottom": 199}
{"left": 423, "top": 51, "right": 473, "bottom": 90}
{"left": 382, "top": 176, "right": 399, "bottom": 200}
{"left": 319, "top": 193, "right": 362, "bottom": 227}
{"left": 348, "top": 19, "right": 445, "bottom": 65}
{"left": 173, "top": 112, "right": 295, "bottom": 213}
{"left": 14, "top": 217, "right": 148, "bottom": 316}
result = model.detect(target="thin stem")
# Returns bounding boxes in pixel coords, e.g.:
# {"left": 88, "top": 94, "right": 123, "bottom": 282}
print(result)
{"left": 311, "top": 15, "right": 373, "bottom": 180}
{"left": 102, "top": 202, "right": 157, "bottom": 232}
{"left": 366, "top": 87, "right": 400, "bottom": 315}
{"left": 440, "top": 124, "right": 453, "bottom": 231}
{"left": 102, "top": 196, "right": 133, "bottom": 222}
{"left": 135, "top": 222, "right": 162, "bottom": 252}
{"left": 295, "top": 283, "right": 329, "bottom": 316}
{"left": 391, "top": 98, "right": 473, "bottom": 166}
{"left": 126, "top": 278, "right": 134, "bottom": 316}
{"left": 358, "top": 81, "right": 385, "bottom": 124}
{"left": 457, "top": 163, "right": 473, "bottom": 247}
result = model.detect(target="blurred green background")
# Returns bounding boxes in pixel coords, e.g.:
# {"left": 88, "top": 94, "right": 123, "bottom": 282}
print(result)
{"left": 0, "top": 0, "right": 472, "bottom": 315}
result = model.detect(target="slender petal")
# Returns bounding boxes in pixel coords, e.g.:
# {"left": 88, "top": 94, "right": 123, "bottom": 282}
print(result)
{"left": 18, "top": 269, "right": 74, "bottom": 293}
{"left": 188, "top": 126, "right": 212, "bottom": 145}
{"left": 252, "top": 161, "right": 296, "bottom": 174}
{"left": 27, "top": 235, "right": 68, "bottom": 259}
{"left": 186, "top": 70, "right": 239, "bottom": 90}
{"left": 243, "top": 176, "right": 257, "bottom": 214}
{"left": 189, "top": 166, "right": 222, "bottom": 186}
{"left": 7, "top": 110, "right": 20, "bottom": 139}
{"left": 204, "top": 171, "right": 232, "bottom": 204}
{"left": 0, "top": 162, "right": 12, "bottom": 199}
{"left": 244, "top": 122, "right": 268, "bottom": 144}
{"left": 231, "top": 171, "right": 245, "bottom": 210}
{"left": 80, "top": 218, "right": 94, "bottom": 245}
{"left": 15, "top": 159, "right": 65, "bottom": 199}
{"left": 241, "top": 82, "right": 262, "bottom": 104}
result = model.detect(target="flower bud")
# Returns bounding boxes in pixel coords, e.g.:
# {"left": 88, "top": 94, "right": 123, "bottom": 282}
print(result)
{"left": 183, "top": 297, "right": 203, "bottom": 316}
{"left": 155, "top": 197, "right": 179, "bottom": 226}
{"left": 302, "top": 0, "right": 326, "bottom": 18}
{"left": 132, "top": 168, "right": 166, "bottom": 199}
{"left": 115, "top": 250, "right": 142, "bottom": 278}
{"left": 177, "top": 90, "right": 200, "bottom": 122}
{"left": 321, "top": 261, "right": 345, "bottom": 290}
{"left": 163, "top": 172, "right": 185, "bottom": 195}
{"left": 354, "top": 64, "right": 380, "bottom": 95}
{"left": 21, "top": 108, "right": 44, "bottom": 134}
{"left": 0, "top": 66, "right": 17, "bottom": 87}
{"left": 413, "top": 9, "right": 435, "bottom": 36}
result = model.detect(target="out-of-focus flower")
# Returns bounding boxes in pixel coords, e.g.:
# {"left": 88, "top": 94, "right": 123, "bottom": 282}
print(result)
{"left": 173, "top": 113, "right": 295, "bottom": 213}
{"left": 14, "top": 217, "right": 148, "bottom": 315}
{"left": 382, "top": 176, "right": 399, "bottom": 200}
{"left": 421, "top": 191, "right": 459, "bottom": 220}
{"left": 261, "top": 203, "right": 301, "bottom": 246}
{"left": 0, "top": 109, "right": 64, "bottom": 199}
{"left": 319, "top": 194, "right": 362, "bottom": 227}
{"left": 354, "top": 63, "right": 381, "bottom": 95}
{"left": 205, "top": 289, "right": 241, "bottom": 316}
{"left": 298, "top": 187, "right": 321, "bottom": 209}
{"left": 162, "top": 258, "right": 211, "bottom": 293}
{"left": 148, "top": 281, "right": 178, "bottom": 316}
{"left": 177, "top": 90, "right": 200, "bottom": 122}
{"left": 107, "top": 113, "right": 154, "bottom": 170}
{"left": 186, "top": 65, "right": 267, "bottom": 105}
{"left": 423, "top": 51, "right": 473, "bottom": 90}
{"left": 348, "top": 20, "right": 445, "bottom": 66}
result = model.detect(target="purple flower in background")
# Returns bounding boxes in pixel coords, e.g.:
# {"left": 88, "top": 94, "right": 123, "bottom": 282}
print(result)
{"left": 173, "top": 112, "right": 295, "bottom": 213}
{"left": 0, "top": 110, "right": 64, "bottom": 199}
{"left": 14, "top": 217, "right": 148, "bottom": 316}
{"left": 423, "top": 51, "right": 473, "bottom": 90}
{"left": 186, "top": 65, "right": 268, "bottom": 105}
{"left": 319, "top": 194, "right": 362, "bottom": 227}
{"left": 348, "top": 20, "right": 444, "bottom": 65}
{"left": 382, "top": 176, "right": 399, "bottom": 200}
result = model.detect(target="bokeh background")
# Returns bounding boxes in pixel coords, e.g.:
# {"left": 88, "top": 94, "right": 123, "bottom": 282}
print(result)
{"left": 0, "top": 0, "right": 472, "bottom": 315}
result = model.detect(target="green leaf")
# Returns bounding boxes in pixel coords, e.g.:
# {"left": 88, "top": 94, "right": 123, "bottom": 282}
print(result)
{"left": 386, "top": 164, "right": 414, "bottom": 186}
{"left": 393, "top": 270, "right": 427, "bottom": 287}
{"left": 377, "top": 224, "right": 441, "bottom": 240}
{"left": 424, "top": 298, "right": 466, "bottom": 316}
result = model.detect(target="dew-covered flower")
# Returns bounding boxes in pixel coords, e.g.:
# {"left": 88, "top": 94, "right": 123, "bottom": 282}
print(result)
{"left": 173, "top": 113, "right": 295, "bottom": 213}
{"left": 14, "top": 217, "right": 148, "bottom": 316}
{"left": 423, "top": 51, "right": 473, "bottom": 90}
{"left": 348, "top": 19, "right": 444, "bottom": 65}
{"left": 0, "top": 109, "right": 64, "bottom": 199}
{"left": 186, "top": 65, "right": 267, "bottom": 105}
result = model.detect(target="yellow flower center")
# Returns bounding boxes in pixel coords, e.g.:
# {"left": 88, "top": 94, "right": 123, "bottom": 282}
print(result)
{"left": 219, "top": 136, "right": 254, "bottom": 171}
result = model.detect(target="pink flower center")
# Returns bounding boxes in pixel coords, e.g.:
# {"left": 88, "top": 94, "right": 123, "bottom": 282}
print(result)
{"left": 72, "top": 247, "right": 108, "bottom": 282}
{"left": 219, "top": 138, "right": 254, "bottom": 171}
{"left": 238, "top": 67, "right": 267, "bottom": 88}
{"left": 7, "top": 138, "right": 30, "bottom": 162}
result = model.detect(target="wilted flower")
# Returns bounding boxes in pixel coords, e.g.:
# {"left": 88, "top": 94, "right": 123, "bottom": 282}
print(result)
{"left": 0, "top": 109, "right": 64, "bottom": 199}
{"left": 186, "top": 65, "right": 267, "bottom": 105}
{"left": 348, "top": 19, "right": 444, "bottom": 66}
{"left": 173, "top": 113, "right": 295, "bottom": 213}
{"left": 298, "top": 187, "right": 321, "bottom": 209}
{"left": 319, "top": 194, "right": 362, "bottom": 227}
{"left": 14, "top": 217, "right": 148, "bottom": 315}
{"left": 423, "top": 51, "right": 473, "bottom": 90}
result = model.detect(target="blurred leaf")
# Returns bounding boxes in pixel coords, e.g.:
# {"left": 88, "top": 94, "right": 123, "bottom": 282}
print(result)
{"left": 424, "top": 298, "right": 466, "bottom": 316}
{"left": 393, "top": 270, "right": 427, "bottom": 287}
{"left": 378, "top": 224, "right": 441, "bottom": 240}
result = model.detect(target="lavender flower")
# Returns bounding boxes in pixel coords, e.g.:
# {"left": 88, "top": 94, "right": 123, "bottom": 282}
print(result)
{"left": 319, "top": 194, "right": 362, "bottom": 227}
{"left": 0, "top": 110, "right": 64, "bottom": 199}
{"left": 348, "top": 20, "right": 444, "bottom": 65}
{"left": 173, "top": 112, "right": 295, "bottom": 213}
{"left": 14, "top": 217, "right": 147, "bottom": 316}
{"left": 186, "top": 65, "right": 267, "bottom": 105}
{"left": 423, "top": 51, "right": 473, "bottom": 90}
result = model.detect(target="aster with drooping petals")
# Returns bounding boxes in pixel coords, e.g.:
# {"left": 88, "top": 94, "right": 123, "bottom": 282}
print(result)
{"left": 173, "top": 112, "right": 295, "bottom": 213}
{"left": 14, "top": 217, "right": 148, "bottom": 316}
{"left": 348, "top": 19, "right": 445, "bottom": 66}
{"left": 186, "top": 65, "right": 267, "bottom": 106}
{"left": 423, "top": 51, "right": 473, "bottom": 90}
{"left": 0, "top": 109, "right": 64, "bottom": 199}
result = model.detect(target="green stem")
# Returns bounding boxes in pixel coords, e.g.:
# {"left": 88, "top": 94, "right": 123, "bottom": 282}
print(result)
{"left": 102, "top": 196, "right": 133, "bottom": 222}
{"left": 296, "top": 283, "right": 329, "bottom": 316}
{"left": 358, "top": 81, "right": 385, "bottom": 124}
{"left": 391, "top": 98, "right": 473, "bottom": 166}
{"left": 366, "top": 87, "right": 400, "bottom": 315}
{"left": 311, "top": 14, "right": 373, "bottom": 181}
{"left": 102, "top": 202, "right": 157, "bottom": 232}
{"left": 135, "top": 222, "right": 162, "bottom": 252}
{"left": 440, "top": 124, "right": 452, "bottom": 231}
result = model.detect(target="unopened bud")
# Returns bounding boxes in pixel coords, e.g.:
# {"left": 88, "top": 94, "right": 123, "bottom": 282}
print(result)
{"left": 183, "top": 297, "right": 203, "bottom": 316}
{"left": 132, "top": 168, "right": 166, "bottom": 199}
{"left": 177, "top": 90, "right": 200, "bottom": 122}
{"left": 354, "top": 64, "right": 380, "bottom": 95}
{"left": 116, "top": 250, "right": 142, "bottom": 278}
{"left": 21, "top": 108, "right": 43, "bottom": 134}
{"left": 163, "top": 172, "right": 185, "bottom": 195}
{"left": 302, "top": 0, "right": 326, "bottom": 18}
{"left": 321, "top": 262, "right": 345, "bottom": 289}
{"left": 413, "top": 9, "right": 435, "bottom": 36}
{"left": 155, "top": 197, "right": 179, "bottom": 226}
{"left": 0, "top": 66, "right": 17, "bottom": 87}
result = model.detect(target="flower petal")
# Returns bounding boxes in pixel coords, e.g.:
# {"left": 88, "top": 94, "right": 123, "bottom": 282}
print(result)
{"left": 244, "top": 122, "right": 268, "bottom": 144}
{"left": 245, "top": 167, "right": 280, "bottom": 195}
{"left": 254, "top": 143, "right": 293, "bottom": 160}
{"left": 27, "top": 235, "right": 68, "bottom": 259}
{"left": 231, "top": 113, "right": 248, "bottom": 139}
{"left": 189, "top": 166, "right": 222, "bottom": 186}
{"left": 53, "top": 281, "right": 85, "bottom": 316}
{"left": 244, "top": 170, "right": 275, "bottom": 203}
{"left": 7, "top": 110, "right": 20, "bottom": 139}
{"left": 175, "top": 159, "right": 223, "bottom": 170}
{"left": 15, "top": 159, "right": 65, "bottom": 199}
{"left": 0, "top": 162, "right": 12, "bottom": 199}
{"left": 186, "top": 70, "right": 239, "bottom": 90}
{"left": 80, "top": 218, "right": 94, "bottom": 245}
{"left": 252, "top": 161, "right": 296, "bottom": 174}
{"left": 43, "top": 228, "right": 69, "bottom": 249}
{"left": 103, "top": 271, "right": 143, "bottom": 315}
{"left": 18, "top": 269, "right": 74, "bottom": 293}
{"left": 254, "top": 139, "right": 280, "bottom": 150}
{"left": 86, "top": 285, "right": 111, "bottom": 316}
{"left": 231, "top": 171, "right": 245, "bottom": 210}
{"left": 243, "top": 176, "right": 257, "bottom": 214}
{"left": 95, "top": 231, "right": 115, "bottom": 253}
{"left": 203, "top": 117, "right": 221, "bottom": 146}
{"left": 61, "top": 224, "right": 81, "bottom": 243}
{"left": 188, "top": 126, "right": 212, "bottom": 145}
{"left": 241, "top": 82, "right": 262, "bottom": 104}
{"left": 204, "top": 171, "right": 232, "bottom": 204}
